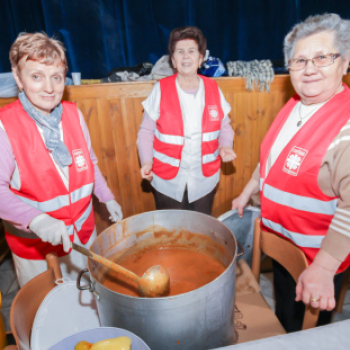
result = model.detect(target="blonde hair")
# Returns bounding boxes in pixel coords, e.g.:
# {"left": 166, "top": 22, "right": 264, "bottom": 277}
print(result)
{"left": 9, "top": 32, "right": 68, "bottom": 73}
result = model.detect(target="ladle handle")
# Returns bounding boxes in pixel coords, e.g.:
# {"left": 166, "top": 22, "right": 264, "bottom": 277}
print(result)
{"left": 71, "top": 242, "right": 141, "bottom": 284}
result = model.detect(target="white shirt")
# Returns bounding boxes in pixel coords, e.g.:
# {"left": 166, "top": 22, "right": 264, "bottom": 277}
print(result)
{"left": 267, "top": 101, "right": 326, "bottom": 176}
{"left": 142, "top": 77, "right": 231, "bottom": 202}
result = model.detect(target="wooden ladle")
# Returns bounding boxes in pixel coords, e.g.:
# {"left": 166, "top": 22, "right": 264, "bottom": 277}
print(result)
{"left": 71, "top": 242, "right": 170, "bottom": 297}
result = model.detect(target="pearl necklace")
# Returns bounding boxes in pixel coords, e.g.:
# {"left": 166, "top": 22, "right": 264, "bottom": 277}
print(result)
{"left": 297, "top": 102, "right": 319, "bottom": 127}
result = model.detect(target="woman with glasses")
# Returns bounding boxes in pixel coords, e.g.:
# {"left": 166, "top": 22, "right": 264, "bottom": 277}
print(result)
{"left": 232, "top": 13, "right": 350, "bottom": 332}
{"left": 137, "top": 26, "right": 235, "bottom": 214}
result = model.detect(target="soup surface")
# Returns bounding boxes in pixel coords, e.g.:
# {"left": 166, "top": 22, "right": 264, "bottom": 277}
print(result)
{"left": 102, "top": 246, "right": 226, "bottom": 297}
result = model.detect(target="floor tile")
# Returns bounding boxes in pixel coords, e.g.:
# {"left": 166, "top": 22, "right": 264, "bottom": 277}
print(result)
{"left": 0, "top": 255, "right": 14, "bottom": 272}
{"left": 7, "top": 278, "right": 19, "bottom": 295}
{"left": 262, "top": 296, "right": 275, "bottom": 312}
{"left": 0, "top": 271, "right": 17, "bottom": 296}
{"left": 0, "top": 306, "right": 10, "bottom": 333}
{"left": 259, "top": 273, "right": 274, "bottom": 300}
{"left": 341, "top": 286, "right": 350, "bottom": 305}
{"left": 2, "top": 289, "right": 18, "bottom": 309}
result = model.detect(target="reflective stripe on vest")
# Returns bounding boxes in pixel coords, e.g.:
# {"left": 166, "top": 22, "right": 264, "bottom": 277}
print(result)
{"left": 263, "top": 183, "right": 337, "bottom": 215}
{"left": 17, "top": 194, "right": 70, "bottom": 212}
{"left": 202, "top": 131, "right": 220, "bottom": 164}
{"left": 15, "top": 182, "right": 94, "bottom": 212}
{"left": 153, "top": 149, "right": 180, "bottom": 167}
{"left": 203, "top": 130, "right": 220, "bottom": 142}
{"left": 70, "top": 183, "right": 94, "bottom": 203}
{"left": 75, "top": 200, "right": 93, "bottom": 232}
{"left": 154, "top": 129, "right": 184, "bottom": 145}
{"left": 262, "top": 217, "right": 324, "bottom": 248}
{"left": 154, "top": 129, "right": 220, "bottom": 168}
{"left": 203, "top": 149, "right": 219, "bottom": 164}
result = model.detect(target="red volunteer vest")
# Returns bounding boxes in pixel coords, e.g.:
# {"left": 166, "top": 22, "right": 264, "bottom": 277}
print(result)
{"left": 260, "top": 84, "right": 350, "bottom": 273}
{"left": 0, "top": 100, "right": 95, "bottom": 259}
{"left": 153, "top": 74, "right": 224, "bottom": 180}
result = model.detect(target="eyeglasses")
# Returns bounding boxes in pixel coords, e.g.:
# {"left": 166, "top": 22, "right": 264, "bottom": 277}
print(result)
{"left": 288, "top": 53, "right": 341, "bottom": 71}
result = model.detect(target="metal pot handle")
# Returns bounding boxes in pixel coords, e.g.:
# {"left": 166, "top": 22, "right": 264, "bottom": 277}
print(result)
{"left": 77, "top": 268, "right": 100, "bottom": 300}
{"left": 77, "top": 268, "right": 91, "bottom": 291}
{"left": 236, "top": 240, "right": 245, "bottom": 257}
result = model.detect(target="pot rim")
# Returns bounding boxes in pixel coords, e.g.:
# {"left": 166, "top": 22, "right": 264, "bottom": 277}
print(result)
{"left": 88, "top": 210, "right": 238, "bottom": 300}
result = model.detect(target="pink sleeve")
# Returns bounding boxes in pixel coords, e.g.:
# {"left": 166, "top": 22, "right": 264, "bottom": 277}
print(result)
{"left": 79, "top": 110, "right": 115, "bottom": 203}
{"left": 0, "top": 128, "right": 42, "bottom": 230}
{"left": 137, "top": 112, "right": 155, "bottom": 166}
{"left": 218, "top": 117, "right": 234, "bottom": 148}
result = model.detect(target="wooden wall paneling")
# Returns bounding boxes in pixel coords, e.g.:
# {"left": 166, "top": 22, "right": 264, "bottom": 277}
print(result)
{"left": 101, "top": 97, "right": 126, "bottom": 201}
{"left": 231, "top": 92, "right": 255, "bottom": 199}
{"left": 91, "top": 97, "right": 124, "bottom": 232}
{"left": 212, "top": 90, "right": 235, "bottom": 217}
{"left": 127, "top": 97, "right": 156, "bottom": 214}
{"left": 122, "top": 97, "right": 155, "bottom": 215}
{"left": 73, "top": 98, "right": 111, "bottom": 232}
{"left": 0, "top": 97, "right": 16, "bottom": 109}
{"left": 223, "top": 91, "right": 236, "bottom": 209}
{"left": 246, "top": 90, "right": 262, "bottom": 182}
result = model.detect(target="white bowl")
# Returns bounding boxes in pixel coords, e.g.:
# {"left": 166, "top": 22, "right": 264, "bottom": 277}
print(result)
{"left": 49, "top": 327, "right": 151, "bottom": 349}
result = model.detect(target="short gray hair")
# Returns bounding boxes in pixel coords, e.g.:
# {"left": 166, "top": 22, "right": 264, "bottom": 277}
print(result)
{"left": 284, "top": 13, "right": 350, "bottom": 66}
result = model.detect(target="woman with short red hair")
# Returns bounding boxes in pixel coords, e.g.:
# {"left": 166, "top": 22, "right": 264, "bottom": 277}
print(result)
{"left": 0, "top": 32, "right": 123, "bottom": 286}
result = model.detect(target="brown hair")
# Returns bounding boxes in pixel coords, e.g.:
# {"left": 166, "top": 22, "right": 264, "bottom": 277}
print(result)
{"left": 168, "top": 26, "right": 207, "bottom": 67}
{"left": 9, "top": 32, "right": 68, "bottom": 74}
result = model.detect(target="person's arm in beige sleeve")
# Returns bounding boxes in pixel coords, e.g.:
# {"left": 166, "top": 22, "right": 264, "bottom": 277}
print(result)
{"left": 231, "top": 164, "right": 260, "bottom": 218}
{"left": 296, "top": 120, "right": 350, "bottom": 310}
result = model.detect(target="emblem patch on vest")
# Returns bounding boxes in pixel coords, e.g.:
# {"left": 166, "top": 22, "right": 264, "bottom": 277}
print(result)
{"left": 72, "top": 149, "right": 88, "bottom": 172}
{"left": 208, "top": 105, "right": 219, "bottom": 121}
{"left": 283, "top": 146, "right": 308, "bottom": 176}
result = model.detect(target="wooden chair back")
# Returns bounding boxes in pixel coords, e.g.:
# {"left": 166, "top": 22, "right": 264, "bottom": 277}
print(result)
{"left": 251, "top": 218, "right": 319, "bottom": 330}
{"left": 7, "top": 254, "right": 62, "bottom": 350}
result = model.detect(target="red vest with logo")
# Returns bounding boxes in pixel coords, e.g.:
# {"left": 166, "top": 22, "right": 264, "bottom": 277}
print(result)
{"left": 260, "top": 84, "right": 350, "bottom": 273}
{"left": 153, "top": 74, "right": 224, "bottom": 180}
{"left": 0, "top": 100, "right": 95, "bottom": 259}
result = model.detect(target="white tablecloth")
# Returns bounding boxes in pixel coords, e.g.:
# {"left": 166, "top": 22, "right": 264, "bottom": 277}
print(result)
{"left": 212, "top": 319, "right": 350, "bottom": 350}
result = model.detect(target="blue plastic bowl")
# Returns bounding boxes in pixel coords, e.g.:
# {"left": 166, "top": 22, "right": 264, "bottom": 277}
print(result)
{"left": 48, "top": 327, "right": 151, "bottom": 349}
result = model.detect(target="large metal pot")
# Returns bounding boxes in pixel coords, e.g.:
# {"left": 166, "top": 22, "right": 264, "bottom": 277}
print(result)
{"left": 79, "top": 210, "right": 238, "bottom": 350}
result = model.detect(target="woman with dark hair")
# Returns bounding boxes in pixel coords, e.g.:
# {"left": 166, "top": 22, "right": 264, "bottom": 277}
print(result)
{"left": 137, "top": 26, "right": 236, "bottom": 214}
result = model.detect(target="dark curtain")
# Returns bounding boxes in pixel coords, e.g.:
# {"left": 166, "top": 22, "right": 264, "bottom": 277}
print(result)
{"left": 1, "top": 0, "right": 350, "bottom": 79}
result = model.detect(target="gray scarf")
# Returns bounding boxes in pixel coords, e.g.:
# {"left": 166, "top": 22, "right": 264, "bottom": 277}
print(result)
{"left": 18, "top": 91, "right": 72, "bottom": 168}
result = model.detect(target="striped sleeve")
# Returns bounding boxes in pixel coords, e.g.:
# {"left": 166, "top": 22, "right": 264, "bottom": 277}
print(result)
{"left": 319, "top": 117, "right": 350, "bottom": 261}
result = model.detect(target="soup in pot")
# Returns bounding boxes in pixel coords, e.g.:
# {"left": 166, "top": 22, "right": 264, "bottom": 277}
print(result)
{"left": 102, "top": 245, "right": 226, "bottom": 297}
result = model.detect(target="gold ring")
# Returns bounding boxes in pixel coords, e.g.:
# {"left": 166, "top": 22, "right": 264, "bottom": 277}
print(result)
{"left": 310, "top": 297, "right": 320, "bottom": 302}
